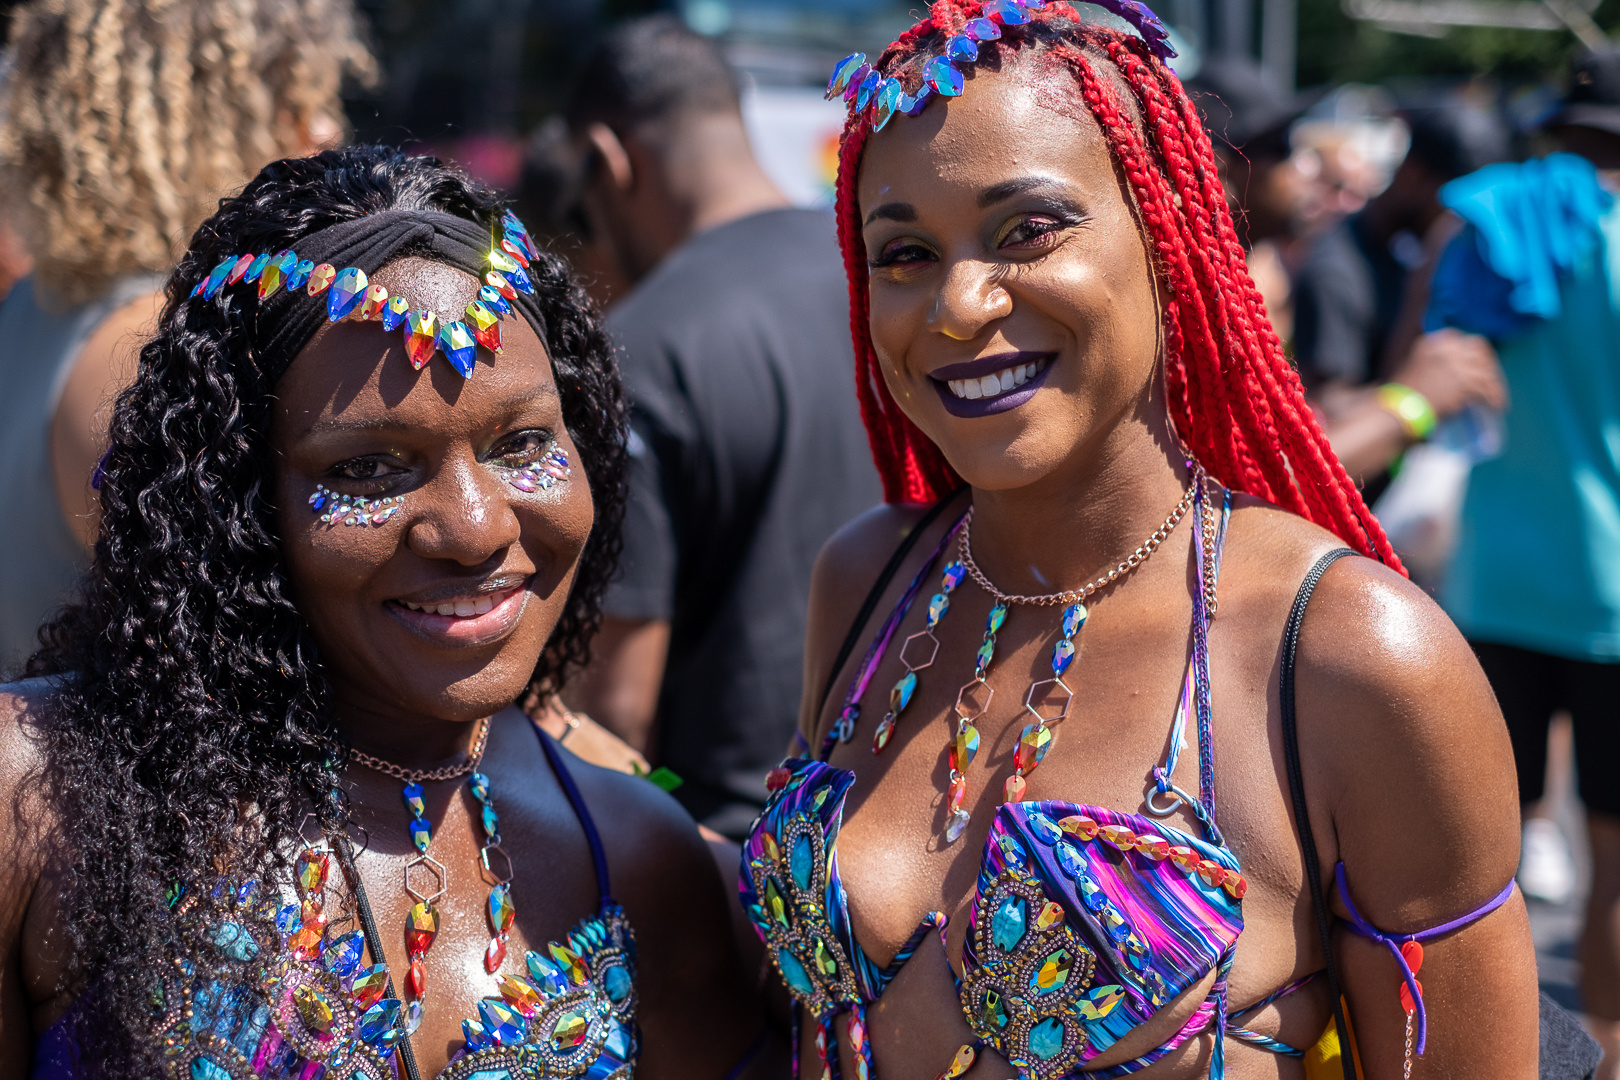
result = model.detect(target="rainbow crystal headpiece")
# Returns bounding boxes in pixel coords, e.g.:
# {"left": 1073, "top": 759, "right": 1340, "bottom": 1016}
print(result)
{"left": 827, "top": 0, "right": 1175, "bottom": 132}
{"left": 187, "top": 211, "right": 543, "bottom": 379}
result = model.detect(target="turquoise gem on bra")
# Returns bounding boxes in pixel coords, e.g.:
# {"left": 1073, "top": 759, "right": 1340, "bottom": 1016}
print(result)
{"left": 778, "top": 947, "right": 814, "bottom": 995}
{"left": 991, "top": 894, "right": 1026, "bottom": 951}
{"left": 791, "top": 833, "right": 814, "bottom": 890}
{"left": 1028, "top": 1017, "right": 1066, "bottom": 1060}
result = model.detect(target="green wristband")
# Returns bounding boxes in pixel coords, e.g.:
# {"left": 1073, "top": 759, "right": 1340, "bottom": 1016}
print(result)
{"left": 1377, "top": 383, "right": 1437, "bottom": 441}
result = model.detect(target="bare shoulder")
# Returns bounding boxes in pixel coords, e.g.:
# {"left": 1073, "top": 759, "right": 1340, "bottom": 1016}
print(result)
{"left": 566, "top": 758, "right": 710, "bottom": 878}
{"left": 0, "top": 680, "right": 54, "bottom": 812}
{"left": 1232, "top": 503, "right": 1519, "bottom": 921}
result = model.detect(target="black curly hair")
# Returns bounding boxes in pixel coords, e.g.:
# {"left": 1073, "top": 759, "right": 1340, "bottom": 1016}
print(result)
{"left": 24, "top": 144, "right": 626, "bottom": 1073}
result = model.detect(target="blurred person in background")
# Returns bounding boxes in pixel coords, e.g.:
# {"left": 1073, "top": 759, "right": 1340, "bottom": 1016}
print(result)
{"left": 0, "top": 0, "right": 374, "bottom": 672}
{"left": 559, "top": 16, "right": 882, "bottom": 838}
{"left": 1426, "top": 48, "right": 1620, "bottom": 1072}
{"left": 515, "top": 115, "right": 634, "bottom": 311}
{"left": 1186, "top": 57, "right": 1306, "bottom": 336}
{"left": 1293, "top": 104, "right": 1510, "bottom": 491}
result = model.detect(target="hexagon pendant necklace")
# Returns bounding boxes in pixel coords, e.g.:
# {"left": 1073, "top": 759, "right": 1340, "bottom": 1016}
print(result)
{"left": 869, "top": 470, "right": 1202, "bottom": 844}
{"left": 348, "top": 714, "right": 517, "bottom": 1036}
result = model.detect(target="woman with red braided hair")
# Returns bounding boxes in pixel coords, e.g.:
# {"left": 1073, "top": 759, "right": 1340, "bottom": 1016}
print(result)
{"left": 738, "top": 3, "right": 1543, "bottom": 1079}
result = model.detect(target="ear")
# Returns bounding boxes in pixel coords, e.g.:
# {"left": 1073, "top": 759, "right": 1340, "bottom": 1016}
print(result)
{"left": 583, "top": 122, "right": 635, "bottom": 193}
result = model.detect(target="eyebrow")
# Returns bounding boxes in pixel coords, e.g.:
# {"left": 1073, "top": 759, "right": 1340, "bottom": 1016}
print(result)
{"left": 304, "top": 384, "right": 560, "bottom": 436}
{"left": 864, "top": 202, "right": 917, "bottom": 226}
{"left": 977, "top": 176, "right": 1073, "bottom": 208}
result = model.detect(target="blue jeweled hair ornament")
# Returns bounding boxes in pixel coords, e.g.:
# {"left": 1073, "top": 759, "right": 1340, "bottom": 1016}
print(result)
{"left": 188, "top": 211, "right": 543, "bottom": 379}
{"left": 826, "top": 0, "right": 1175, "bottom": 132}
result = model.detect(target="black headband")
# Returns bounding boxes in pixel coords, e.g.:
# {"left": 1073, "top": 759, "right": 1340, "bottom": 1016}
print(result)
{"left": 251, "top": 209, "right": 552, "bottom": 384}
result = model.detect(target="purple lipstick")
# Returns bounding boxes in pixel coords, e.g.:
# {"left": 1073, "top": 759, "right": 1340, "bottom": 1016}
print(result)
{"left": 930, "top": 351, "right": 1057, "bottom": 418}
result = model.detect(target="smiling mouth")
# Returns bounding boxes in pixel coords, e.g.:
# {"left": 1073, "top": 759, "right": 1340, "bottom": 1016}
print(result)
{"left": 944, "top": 357, "right": 1051, "bottom": 401}
{"left": 397, "top": 591, "right": 512, "bottom": 618}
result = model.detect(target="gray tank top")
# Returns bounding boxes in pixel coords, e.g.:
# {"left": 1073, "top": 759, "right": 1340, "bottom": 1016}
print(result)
{"left": 0, "top": 275, "right": 163, "bottom": 673}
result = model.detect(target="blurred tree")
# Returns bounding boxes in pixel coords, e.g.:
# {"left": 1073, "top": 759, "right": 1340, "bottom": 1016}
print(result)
{"left": 1299, "top": 0, "right": 1620, "bottom": 87}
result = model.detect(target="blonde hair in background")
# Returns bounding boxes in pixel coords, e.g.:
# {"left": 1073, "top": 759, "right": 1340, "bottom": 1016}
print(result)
{"left": 0, "top": 0, "right": 377, "bottom": 305}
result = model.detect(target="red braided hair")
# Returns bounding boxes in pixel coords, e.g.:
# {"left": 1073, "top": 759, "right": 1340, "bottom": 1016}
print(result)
{"left": 836, "top": 0, "right": 1401, "bottom": 568}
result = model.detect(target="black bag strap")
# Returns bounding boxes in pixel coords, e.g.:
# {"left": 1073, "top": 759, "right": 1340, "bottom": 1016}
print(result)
{"left": 1280, "top": 547, "right": 1358, "bottom": 1080}
{"left": 817, "top": 488, "right": 967, "bottom": 717}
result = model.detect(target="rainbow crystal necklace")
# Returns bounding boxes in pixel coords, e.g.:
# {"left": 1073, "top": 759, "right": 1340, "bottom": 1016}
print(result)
{"left": 348, "top": 716, "right": 519, "bottom": 1039}
{"left": 871, "top": 471, "right": 1200, "bottom": 843}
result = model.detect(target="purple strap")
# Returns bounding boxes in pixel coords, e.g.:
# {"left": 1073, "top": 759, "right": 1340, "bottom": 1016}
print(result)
{"left": 820, "top": 512, "right": 968, "bottom": 760}
{"left": 537, "top": 724, "right": 614, "bottom": 906}
{"left": 1334, "top": 861, "right": 1515, "bottom": 1054}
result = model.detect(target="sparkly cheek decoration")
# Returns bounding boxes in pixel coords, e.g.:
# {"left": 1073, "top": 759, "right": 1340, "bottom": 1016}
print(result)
{"left": 309, "top": 485, "right": 404, "bottom": 528}
{"left": 188, "top": 211, "right": 543, "bottom": 380}
{"left": 504, "top": 442, "right": 572, "bottom": 495}
{"left": 825, "top": 0, "right": 1176, "bottom": 132}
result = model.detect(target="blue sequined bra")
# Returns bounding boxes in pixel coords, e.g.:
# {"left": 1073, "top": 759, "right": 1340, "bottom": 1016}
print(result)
{"left": 739, "top": 488, "right": 1323, "bottom": 1080}
{"left": 30, "top": 726, "right": 639, "bottom": 1080}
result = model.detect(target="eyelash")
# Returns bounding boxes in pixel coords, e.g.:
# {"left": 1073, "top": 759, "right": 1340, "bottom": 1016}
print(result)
{"left": 868, "top": 213, "right": 1081, "bottom": 270}
{"left": 326, "top": 429, "right": 557, "bottom": 487}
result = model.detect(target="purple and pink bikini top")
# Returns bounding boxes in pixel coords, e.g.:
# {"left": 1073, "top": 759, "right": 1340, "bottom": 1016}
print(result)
{"left": 739, "top": 484, "right": 1514, "bottom": 1080}
{"left": 30, "top": 726, "right": 641, "bottom": 1080}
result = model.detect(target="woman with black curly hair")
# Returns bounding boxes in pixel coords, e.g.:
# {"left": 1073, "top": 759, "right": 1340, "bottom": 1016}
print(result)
{"left": 0, "top": 145, "right": 766, "bottom": 1080}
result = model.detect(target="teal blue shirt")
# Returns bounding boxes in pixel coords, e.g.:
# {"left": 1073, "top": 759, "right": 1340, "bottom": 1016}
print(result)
{"left": 1430, "top": 155, "right": 1620, "bottom": 660}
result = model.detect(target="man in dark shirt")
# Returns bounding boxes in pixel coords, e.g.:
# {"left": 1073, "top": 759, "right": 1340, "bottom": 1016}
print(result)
{"left": 561, "top": 17, "right": 882, "bottom": 837}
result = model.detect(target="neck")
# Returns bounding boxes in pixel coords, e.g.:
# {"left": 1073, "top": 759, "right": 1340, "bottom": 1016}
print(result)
{"left": 334, "top": 695, "right": 490, "bottom": 775}
{"left": 660, "top": 113, "right": 791, "bottom": 239}
{"left": 965, "top": 392, "right": 1192, "bottom": 601}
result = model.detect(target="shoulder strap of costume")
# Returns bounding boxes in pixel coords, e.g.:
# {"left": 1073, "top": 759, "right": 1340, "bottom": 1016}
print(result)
{"left": 1280, "top": 547, "right": 1357, "bottom": 1080}
{"left": 817, "top": 488, "right": 966, "bottom": 717}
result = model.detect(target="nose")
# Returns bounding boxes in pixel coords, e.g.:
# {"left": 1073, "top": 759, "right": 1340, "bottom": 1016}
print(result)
{"left": 928, "top": 258, "right": 1013, "bottom": 342}
{"left": 404, "top": 458, "right": 521, "bottom": 567}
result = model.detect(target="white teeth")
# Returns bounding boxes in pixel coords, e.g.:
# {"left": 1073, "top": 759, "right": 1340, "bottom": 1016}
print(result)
{"left": 401, "top": 594, "right": 503, "bottom": 617}
{"left": 944, "top": 358, "right": 1051, "bottom": 400}
{"left": 474, "top": 596, "right": 494, "bottom": 615}
{"left": 435, "top": 603, "right": 458, "bottom": 616}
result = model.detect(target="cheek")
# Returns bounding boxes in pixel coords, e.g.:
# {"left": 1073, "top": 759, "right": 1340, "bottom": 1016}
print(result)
{"left": 279, "top": 505, "right": 401, "bottom": 628}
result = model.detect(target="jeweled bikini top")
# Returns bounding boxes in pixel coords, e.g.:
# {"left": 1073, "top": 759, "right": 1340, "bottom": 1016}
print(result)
{"left": 39, "top": 726, "right": 639, "bottom": 1080}
{"left": 740, "top": 485, "right": 1285, "bottom": 1080}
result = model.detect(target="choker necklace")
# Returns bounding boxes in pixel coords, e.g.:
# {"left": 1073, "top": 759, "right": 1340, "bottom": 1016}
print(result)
{"left": 875, "top": 470, "right": 1202, "bottom": 843}
{"left": 348, "top": 715, "right": 519, "bottom": 1041}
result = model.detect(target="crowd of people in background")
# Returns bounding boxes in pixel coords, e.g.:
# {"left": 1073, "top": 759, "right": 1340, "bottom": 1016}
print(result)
{"left": 0, "top": 0, "right": 1617, "bottom": 1075}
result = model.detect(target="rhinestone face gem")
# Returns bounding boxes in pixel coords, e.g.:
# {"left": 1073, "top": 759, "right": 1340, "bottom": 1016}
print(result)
{"left": 226, "top": 254, "right": 256, "bottom": 285}
{"left": 286, "top": 259, "right": 314, "bottom": 292}
{"left": 855, "top": 68, "right": 882, "bottom": 111}
{"left": 466, "top": 300, "right": 503, "bottom": 353}
{"left": 404, "top": 310, "right": 440, "bottom": 369}
{"left": 244, "top": 254, "right": 271, "bottom": 284}
{"left": 991, "top": 893, "right": 1026, "bottom": 951}
{"left": 358, "top": 283, "right": 389, "bottom": 320}
{"left": 926, "top": 57, "right": 965, "bottom": 97}
{"left": 486, "top": 271, "right": 519, "bottom": 301}
{"left": 489, "top": 247, "right": 522, "bottom": 274}
{"left": 306, "top": 263, "right": 336, "bottom": 296}
{"left": 380, "top": 294, "right": 410, "bottom": 331}
{"left": 257, "top": 254, "right": 287, "bottom": 299}
{"left": 988, "top": 0, "right": 1030, "bottom": 24}
{"left": 499, "top": 237, "right": 530, "bottom": 268}
{"left": 203, "top": 257, "right": 235, "bottom": 299}
{"left": 872, "top": 79, "right": 902, "bottom": 131}
{"left": 294, "top": 985, "right": 335, "bottom": 1033}
{"left": 899, "top": 88, "right": 933, "bottom": 117}
{"left": 488, "top": 883, "right": 515, "bottom": 934}
{"left": 440, "top": 320, "right": 478, "bottom": 377}
{"left": 349, "top": 964, "right": 388, "bottom": 1009}
{"left": 326, "top": 267, "right": 368, "bottom": 321}
{"left": 950, "top": 722, "right": 981, "bottom": 772}
{"left": 479, "top": 284, "right": 512, "bottom": 314}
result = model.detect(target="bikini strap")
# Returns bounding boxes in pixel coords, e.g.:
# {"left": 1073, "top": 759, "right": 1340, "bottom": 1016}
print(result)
{"left": 1334, "top": 861, "right": 1515, "bottom": 1055}
{"left": 818, "top": 506, "right": 970, "bottom": 760}
{"left": 1280, "top": 547, "right": 1358, "bottom": 1080}
{"left": 535, "top": 724, "right": 614, "bottom": 906}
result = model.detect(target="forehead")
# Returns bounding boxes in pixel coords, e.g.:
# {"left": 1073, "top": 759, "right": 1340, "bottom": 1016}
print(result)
{"left": 275, "top": 256, "right": 557, "bottom": 436}
{"left": 857, "top": 58, "right": 1121, "bottom": 209}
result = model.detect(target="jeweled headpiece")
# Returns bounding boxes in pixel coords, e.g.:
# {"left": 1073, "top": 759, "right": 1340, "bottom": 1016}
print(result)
{"left": 188, "top": 210, "right": 544, "bottom": 379}
{"left": 826, "top": 0, "right": 1175, "bottom": 132}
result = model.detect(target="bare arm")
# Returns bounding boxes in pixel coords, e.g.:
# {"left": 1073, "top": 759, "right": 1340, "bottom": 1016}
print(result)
{"left": 49, "top": 291, "right": 162, "bottom": 551}
{"left": 0, "top": 682, "right": 60, "bottom": 1072}
{"left": 560, "top": 616, "right": 670, "bottom": 754}
{"left": 1295, "top": 560, "right": 1537, "bottom": 1077}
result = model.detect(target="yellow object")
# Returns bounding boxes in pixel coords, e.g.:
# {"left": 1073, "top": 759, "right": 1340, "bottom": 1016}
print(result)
{"left": 1304, "top": 999, "right": 1366, "bottom": 1080}
{"left": 1378, "top": 383, "right": 1438, "bottom": 441}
